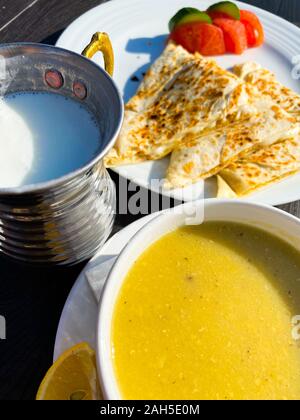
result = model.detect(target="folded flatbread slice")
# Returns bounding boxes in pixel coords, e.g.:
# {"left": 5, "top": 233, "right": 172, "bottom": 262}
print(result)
{"left": 219, "top": 136, "right": 300, "bottom": 196}
{"left": 165, "top": 106, "right": 298, "bottom": 189}
{"left": 105, "top": 43, "right": 197, "bottom": 166}
{"left": 105, "top": 45, "right": 266, "bottom": 167}
{"left": 215, "top": 62, "right": 300, "bottom": 196}
{"left": 216, "top": 175, "right": 237, "bottom": 199}
{"left": 126, "top": 42, "right": 199, "bottom": 113}
{"left": 234, "top": 62, "right": 300, "bottom": 119}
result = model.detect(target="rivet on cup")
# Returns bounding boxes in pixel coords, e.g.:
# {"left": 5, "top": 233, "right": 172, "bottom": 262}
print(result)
{"left": 73, "top": 81, "right": 87, "bottom": 100}
{"left": 45, "top": 70, "right": 64, "bottom": 89}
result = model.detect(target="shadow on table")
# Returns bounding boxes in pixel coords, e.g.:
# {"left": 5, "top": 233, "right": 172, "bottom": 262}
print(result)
{"left": 41, "top": 30, "right": 64, "bottom": 46}
{"left": 0, "top": 254, "right": 85, "bottom": 400}
{"left": 123, "top": 34, "right": 167, "bottom": 102}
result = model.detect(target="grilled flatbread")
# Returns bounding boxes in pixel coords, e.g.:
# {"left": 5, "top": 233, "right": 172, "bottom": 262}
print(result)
{"left": 105, "top": 43, "right": 197, "bottom": 166}
{"left": 234, "top": 62, "right": 300, "bottom": 119}
{"left": 126, "top": 42, "right": 198, "bottom": 113}
{"left": 219, "top": 136, "right": 300, "bottom": 196}
{"left": 105, "top": 45, "right": 268, "bottom": 167}
{"left": 216, "top": 62, "right": 300, "bottom": 196}
{"left": 165, "top": 108, "right": 298, "bottom": 188}
{"left": 216, "top": 175, "right": 237, "bottom": 198}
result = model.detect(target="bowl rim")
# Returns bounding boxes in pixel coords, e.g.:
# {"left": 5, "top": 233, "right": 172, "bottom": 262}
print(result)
{"left": 97, "top": 199, "right": 300, "bottom": 400}
{"left": 0, "top": 42, "right": 124, "bottom": 195}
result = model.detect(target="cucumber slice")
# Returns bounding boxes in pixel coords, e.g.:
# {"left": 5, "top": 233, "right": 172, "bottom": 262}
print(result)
{"left": 207, "top": 1, "right": 240, "bottom": 20}
{"left": 169, "top": 8, "right": 212, "bottom": 32}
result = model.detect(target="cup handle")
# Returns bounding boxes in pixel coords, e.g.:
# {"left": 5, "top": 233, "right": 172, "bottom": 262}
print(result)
{"left": 82, "top": 32, "right": 114, "bottom": 77}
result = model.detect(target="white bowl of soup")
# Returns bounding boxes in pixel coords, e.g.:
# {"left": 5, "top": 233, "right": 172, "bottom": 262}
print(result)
{"left": 98, "top": 200, "right": 300, "bottom": 400}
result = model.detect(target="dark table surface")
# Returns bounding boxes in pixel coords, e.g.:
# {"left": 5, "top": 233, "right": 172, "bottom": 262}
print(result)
{"left": 0, "top": 0, "right": 300, "bottom": 400}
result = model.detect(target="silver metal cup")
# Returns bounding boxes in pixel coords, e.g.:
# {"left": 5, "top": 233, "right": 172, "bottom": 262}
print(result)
{"left": 0, "top": 38, "right": 123, "bottom": 265}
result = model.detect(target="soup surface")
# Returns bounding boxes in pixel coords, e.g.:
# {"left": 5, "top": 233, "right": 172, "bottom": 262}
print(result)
{"left": 0, "top": 91, "right": 101, "bottom": 188}
{"left": 112, "top": 222, "right": 300, "bottom": 400}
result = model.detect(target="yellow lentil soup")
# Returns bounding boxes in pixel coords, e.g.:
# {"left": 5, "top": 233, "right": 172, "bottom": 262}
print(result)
{"left": 112, "top": 222, "right": 300, "bottom": 400}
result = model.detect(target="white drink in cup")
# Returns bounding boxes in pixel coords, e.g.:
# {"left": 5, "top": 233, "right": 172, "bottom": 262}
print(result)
{"left": 0, "top": 92, "right": 102, "bottom": 188}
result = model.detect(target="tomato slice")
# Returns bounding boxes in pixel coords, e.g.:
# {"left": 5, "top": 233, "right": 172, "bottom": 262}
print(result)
{"left": 169, "top": 22, "right": 195, "bottom": 53}
{"left": 198, "top": 23, "right": 226, "bottom": 56}
{"left": 240, "top": 10, "right": 265, "bottom": 47}
{"left": 213, "top": 18, "right": 248, "bottom": 55}
{"left": 242, "top": 20, "right": 257, "bottom": 47}
{"left": 169, "top": 22, "right": 226, "bottom": 56}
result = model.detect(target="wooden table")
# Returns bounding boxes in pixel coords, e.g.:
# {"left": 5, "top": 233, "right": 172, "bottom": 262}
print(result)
{"left": 0, "top": 0, "right": 300, "bottom": 400}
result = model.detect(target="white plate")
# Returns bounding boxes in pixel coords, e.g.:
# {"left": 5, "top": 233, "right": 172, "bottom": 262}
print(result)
{"left": 57, "top": 0, "right": 300, "bottom": 205}
{"left": 53, "top": 213, "right": 157, "bottom": 361}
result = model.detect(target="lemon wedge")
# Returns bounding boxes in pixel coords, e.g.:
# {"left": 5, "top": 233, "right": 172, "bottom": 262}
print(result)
{"left": 36, "top": 343, "right": 102, "bottom": 400}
